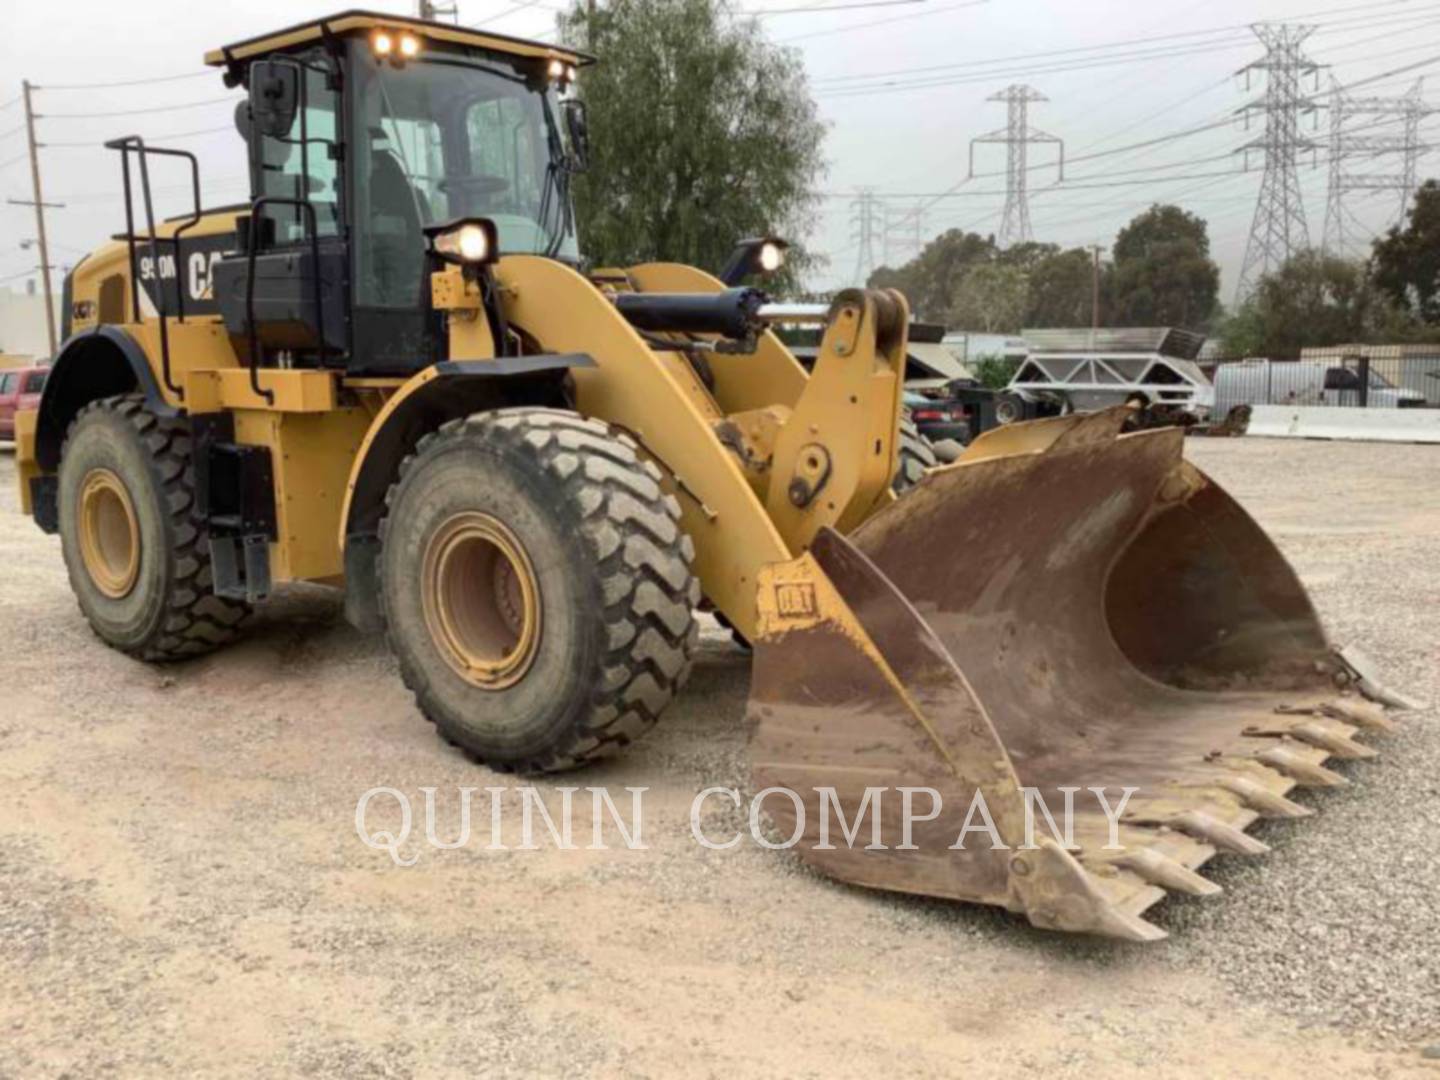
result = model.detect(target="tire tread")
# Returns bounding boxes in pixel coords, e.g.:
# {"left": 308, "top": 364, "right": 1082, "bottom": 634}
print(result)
{"left": 62, "top": 394, "right": 249, "bottom": 661}
{"left": 378, "top": 407, "right": 699, "bottom": 773}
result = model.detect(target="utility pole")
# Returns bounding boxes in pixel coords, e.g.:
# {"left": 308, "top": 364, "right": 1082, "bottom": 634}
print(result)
{"left": 15, "top": 80, "right": 59, "bottom": 357}
{"left": 417, "top": 0, "right": 458, "bottom": 22}
{"left": 1089, "top": 244, "right": 1103, "bottom": 336}
{"left": 969, "top": 84, "right": 1063, "bottom": 248}
{"left": 1234, "top": 24, "right": 1321, "bottom": 304}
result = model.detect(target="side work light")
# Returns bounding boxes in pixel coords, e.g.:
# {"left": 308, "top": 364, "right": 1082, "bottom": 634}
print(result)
{"left": 425, "top": 218, "right": 501, "bottom": 267}
{"left": 719, "top": 236, "right": 790, "bottom": 286}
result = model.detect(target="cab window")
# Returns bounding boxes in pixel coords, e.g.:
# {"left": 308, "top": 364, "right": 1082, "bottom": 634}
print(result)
{"left": 0, "top": 374, "right": 17, "bottom": 394}
{"left": 254, "top": 58, "right": 341, "bottom": 243}
{"left": 23, "top": 370, "right": 46, "bottom": 394}
{"left": 465, "top": 94, "right": 543, "bottom": 218}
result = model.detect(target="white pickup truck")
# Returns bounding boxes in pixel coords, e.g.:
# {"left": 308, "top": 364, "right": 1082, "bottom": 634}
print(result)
{"left": 1212, "top": 359, "right": 1429, "bottom": 411}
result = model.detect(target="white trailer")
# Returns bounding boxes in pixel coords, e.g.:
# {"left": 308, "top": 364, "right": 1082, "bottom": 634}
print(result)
{"left": 1000, "top": 327, "right": 1215, "bottom": 426}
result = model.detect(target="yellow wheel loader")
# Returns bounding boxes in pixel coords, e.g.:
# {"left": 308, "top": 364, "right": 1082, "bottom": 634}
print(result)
{"left": 15, "top": 11, "right": 1413, "bottom": 940}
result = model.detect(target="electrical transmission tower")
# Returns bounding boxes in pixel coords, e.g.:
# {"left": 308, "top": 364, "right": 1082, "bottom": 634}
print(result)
{"left": 883, "top": 202, "right": 925, "bottom": 265}
{"left": 850, "top": 188, "right": 882, "bottom": 281}
{"left": 1234, "top": 24, "right": 1322, "bottom": 303}
{"left": 1323, "top": 78, "right": 1434, "bottom": 257}
{"left": 968, "top": 84, "right": 1063, "bottom": 248}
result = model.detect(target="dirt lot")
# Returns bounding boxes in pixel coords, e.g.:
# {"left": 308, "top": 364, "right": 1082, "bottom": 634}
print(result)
{"left": 1, "top": 436, "right": 1436, "bottom": 1079}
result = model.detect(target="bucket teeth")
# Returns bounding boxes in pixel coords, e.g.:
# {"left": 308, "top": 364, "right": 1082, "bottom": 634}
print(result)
{"left": 1256, "top": 746, "right": 1349, "bottom": 787}
{"left": 1010, "top": 841, "right": 1169, "bottom": 942}
{"left": 1171, "top": 810, "right": 1270, "bottom": 855}
{"left": 1216, "top": 776, "right": 1312, "bottom": 818}
{"left": 1321, "top": 698, "right": 1397, "bottom": 733}
{"left": 1289, "top": 720, "right": 1377, "bottom": 760}
{"left": 1115, "top": 847, "right": 1222, "bottom": 897}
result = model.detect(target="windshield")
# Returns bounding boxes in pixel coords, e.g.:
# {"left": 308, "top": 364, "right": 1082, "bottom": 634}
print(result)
{"left": 352, "top": 46, "right": 578, "bottom": 308}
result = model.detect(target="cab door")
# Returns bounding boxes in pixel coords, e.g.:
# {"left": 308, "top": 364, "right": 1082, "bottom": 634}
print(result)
{"left": 216, "top": 51, "right": 349, "bottom": 365}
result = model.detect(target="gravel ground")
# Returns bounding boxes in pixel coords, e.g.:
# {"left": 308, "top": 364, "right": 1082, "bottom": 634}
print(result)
{"left": 1152, "top": 439, "right": 1440, "bottom": 1043}
{"left": 0, "top": 435, "right": 1436, "bottom": 1077}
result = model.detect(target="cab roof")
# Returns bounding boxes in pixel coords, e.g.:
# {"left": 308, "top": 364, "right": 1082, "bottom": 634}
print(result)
{"left": 203, "top": 9, "right": 592, "bottom": 70}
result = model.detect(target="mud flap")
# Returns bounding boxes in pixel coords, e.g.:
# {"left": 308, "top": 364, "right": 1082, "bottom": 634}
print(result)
{"left": 747, "top": 407, "right": 1407, "bottom": 940}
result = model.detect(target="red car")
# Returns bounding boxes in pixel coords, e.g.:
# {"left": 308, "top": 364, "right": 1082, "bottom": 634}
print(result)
{"left": 0, "top": 366, "right": 48, "bottom": 441}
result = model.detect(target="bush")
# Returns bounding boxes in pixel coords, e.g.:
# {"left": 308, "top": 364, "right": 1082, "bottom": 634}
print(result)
{"left": 973, "top": 354, "right": 1020, "bottom": 389}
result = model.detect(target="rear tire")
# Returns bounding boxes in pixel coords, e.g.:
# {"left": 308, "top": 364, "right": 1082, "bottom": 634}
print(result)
{"left": 379, "top": 408, "right": 699, "bottom": 773}
{"left": 994, "top": 392, "right": 1025, "bottom": 425}
{"left": 58, "top": 394, "right": 249, "bottom": 660}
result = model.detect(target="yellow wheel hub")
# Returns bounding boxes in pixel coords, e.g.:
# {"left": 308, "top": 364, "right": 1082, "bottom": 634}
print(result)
{"left": 78, "top": 468, "right": 140, "bottom": 599}
{"left": 421, "top": 511, "right": 542, "bottom": 689}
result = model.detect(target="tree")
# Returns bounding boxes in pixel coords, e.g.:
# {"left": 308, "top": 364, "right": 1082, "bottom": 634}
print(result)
{"left": 1108, "top": 204, "right": 1220, "bottom": 329}
{"left": 563, "top": 0, "right": 824, "bottom": 279}
{"left": 1023, "top": 247, "right": 1097, "bottom": 327}
{"left": 1371, "top": 180, "right": 1440, "bottom": 324}
{"left": 948, "top": 262, "right": 1028, "bottom": 333}
{"left": 1220, "top": 250, "right": 1403, "bottom": 356}
{"left": 868, "top": 229, "right": 997, "bottom": 322}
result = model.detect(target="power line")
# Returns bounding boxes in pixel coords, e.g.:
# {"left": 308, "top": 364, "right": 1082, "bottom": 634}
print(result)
{"left": 890, "top": 114, "right": 1240, "bottom": 229}
{"left": 752, "top": 0, "right": 925, "bottom": 14}
{"left": 825, "top": 52, "right": 1439, "bottom": 262}
{"left": 36, "top": 71, "right": 214, "bottom": 91}
{"left": 814, "top": 10, "right": 1440, "bottom": 99}
{"left": 45, "top": 124, "right": 235, "bottom": 148}
{"left": 810, "top": 0, "right": 1438, "bottom": 89}
{"left": 814, "top": 28, "right": 1249, "bottom": 87}
{"left": 817, "top": 37, "right": 1255, "bottom": 97}
{"left": 40, "top": 97, "right": 237, "bottom": 120}
{"left": 467, "top": 0, "right": 565, "bottom": 27}
{"left": 779, "top": 0, "right": 986, "bottom": 43}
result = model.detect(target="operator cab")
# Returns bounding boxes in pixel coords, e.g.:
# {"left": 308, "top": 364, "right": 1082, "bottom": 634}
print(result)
{"left": 207, "top": 11, "right": 590, "bottom": 375}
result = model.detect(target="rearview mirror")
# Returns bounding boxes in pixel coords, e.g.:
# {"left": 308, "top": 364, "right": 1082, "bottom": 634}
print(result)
{"left": 562, "top": 98, "right": 590, "bottom": 172}
{"left": 249, "top": 59, "right": 300, "bottom": 140}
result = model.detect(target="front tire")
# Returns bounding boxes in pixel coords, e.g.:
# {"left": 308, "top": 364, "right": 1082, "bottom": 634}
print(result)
{"left": 379, "top": 408, "right": 699, "bottom": 773}
{"left": 893, "top": 414, "right": 939, "bottom": 493}
{"left": 58, "top": 394, "right": 249, "bottom": 660}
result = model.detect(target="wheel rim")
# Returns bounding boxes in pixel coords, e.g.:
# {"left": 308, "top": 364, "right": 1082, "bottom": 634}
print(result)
{"left": 421, "top": 511, "right": 542, "bottom": 689}
{"left": 78, "top": 468, "right": 140, "bottom": 599}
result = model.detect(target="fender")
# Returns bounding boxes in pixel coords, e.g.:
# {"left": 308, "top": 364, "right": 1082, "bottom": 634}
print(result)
{"left": 35, "top": 325, "right": 173, "bottom": 472}
{"left": 339, "top": 354, "right": 593, "bottom": 632}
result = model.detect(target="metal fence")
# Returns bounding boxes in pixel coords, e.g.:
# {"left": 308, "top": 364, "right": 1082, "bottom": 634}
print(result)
{"left": 1205, "top": 354, "right": 1440, "bottom": 418}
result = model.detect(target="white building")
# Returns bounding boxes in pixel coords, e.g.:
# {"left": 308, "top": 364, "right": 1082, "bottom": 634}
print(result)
{"left": 0, "top": 284, "right": 61, "bottom": 362}
{"left": 940, "top": 331, "right": 1029, "bottom": 365}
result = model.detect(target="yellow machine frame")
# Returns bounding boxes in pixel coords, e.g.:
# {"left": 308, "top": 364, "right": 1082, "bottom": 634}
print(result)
{"left": 21, "top": 213, "right": 909, "bottom": 641}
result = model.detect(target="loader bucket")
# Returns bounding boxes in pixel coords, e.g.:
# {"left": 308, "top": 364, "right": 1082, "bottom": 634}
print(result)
{"left": 747, "top": 407, "right": 1407, "bottom": 940}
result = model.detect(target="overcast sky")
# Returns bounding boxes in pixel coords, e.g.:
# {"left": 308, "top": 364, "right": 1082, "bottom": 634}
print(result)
{"left": 2, "top": 0, "right": 1436, "bottom": 313}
